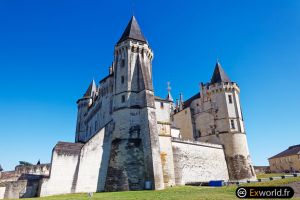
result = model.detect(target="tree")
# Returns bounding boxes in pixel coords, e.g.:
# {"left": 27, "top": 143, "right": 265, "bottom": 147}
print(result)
{"left": 19, "top": 161, "right": 33, "bottom": 166}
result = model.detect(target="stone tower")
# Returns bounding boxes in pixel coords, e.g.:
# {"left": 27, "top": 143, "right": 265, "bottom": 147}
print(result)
{"left": 75, "top": 80, "right": 97, "bottom": 142}
{"left": 105, "top": 16, "right": 164, "bottom": 191}
{"left": 197, "top": 61, "right": 256, "bottom": 181}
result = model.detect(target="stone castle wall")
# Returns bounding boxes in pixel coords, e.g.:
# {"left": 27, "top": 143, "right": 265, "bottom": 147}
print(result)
{"left": 171, "top": 138, "right": 229, "bottom": 185}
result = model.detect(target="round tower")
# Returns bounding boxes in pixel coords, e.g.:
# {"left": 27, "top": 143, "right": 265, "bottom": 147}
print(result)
{"left": 197, "top": 61, "right": 256, "bottom": 181}
{"left": 75, "top": 80, "right": 96, "bottom": 143}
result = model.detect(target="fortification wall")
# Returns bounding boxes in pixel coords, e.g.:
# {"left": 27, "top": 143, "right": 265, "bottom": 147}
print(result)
{"left": 158, "top": 136, "right": 175, "bottom": 187}
{"left": 15, "top": 164, "right": 50, "bottom": 176}
{"left": 39, "top": 144, "right": 83, "bottom": 196}
{"left": 171, "top": 138, "right": 229, "bottom": 185}
{"left": 75, "top": 126, "right": 111, "bottom": 193}
{"left": 39, "top": 126, "right": 112, "bottom": 197}
{"left": 1, "top": 179, "right": 39, "bottom": 199}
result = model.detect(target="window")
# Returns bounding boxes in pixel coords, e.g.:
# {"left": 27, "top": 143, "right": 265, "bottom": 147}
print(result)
{"left": 198, "top": 130, "right": 201, "bottom": 137}
{"left": 230, "top": 120, "right": 235, "bottom": 129}
{"left": 228, "top": 95, "right": 233, "bottom": 104}
{"left": 121, "top": 59, "right": 125, "bottom": 67}
{"left": 160, "top": 102, "right": 164, "bottom": 109}
{"left": 122, "top": 95, "right": 125, "bottom": 103}
{"left": 121, "top": 76, "right": 125, "bottom": 84}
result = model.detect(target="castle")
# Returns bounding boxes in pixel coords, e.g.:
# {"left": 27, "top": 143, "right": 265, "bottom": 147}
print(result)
{"left": 0, "top": 16, "right": 256, "bottom": 199}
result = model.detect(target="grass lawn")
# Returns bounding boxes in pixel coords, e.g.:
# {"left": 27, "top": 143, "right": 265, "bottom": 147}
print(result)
{"left": 20, "top": 177, "right": 300, "bottom": 200}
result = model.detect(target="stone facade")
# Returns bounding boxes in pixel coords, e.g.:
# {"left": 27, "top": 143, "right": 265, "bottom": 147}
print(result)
{"left": 268, "top": 145, "right": 300, "bottom": 173}
{"left": 0, "top": 16, "right": 256, "bottom": 199}
{"left": 172, "top": 138, "right": 229, "bottom": 185}
{"left": 173, "top": 63, "right": 256, "bottom": 181}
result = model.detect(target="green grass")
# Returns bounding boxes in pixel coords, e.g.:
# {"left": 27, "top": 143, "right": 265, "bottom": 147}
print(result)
{"left": 21, "top": 177, "right": 300, "bottom": 200}
{"left": 256, "top": 173, "right": 285, "bottom": 179}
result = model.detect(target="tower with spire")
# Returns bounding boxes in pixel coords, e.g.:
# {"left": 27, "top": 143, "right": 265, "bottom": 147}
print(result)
{"left": 195, "top": 61, "right": 256, "bottom": 181}
{"left": 105, "top": 15, "right": 164, "bottom": 191}
{"left": 75, "top": 79, "right": 97, "bottom": 142}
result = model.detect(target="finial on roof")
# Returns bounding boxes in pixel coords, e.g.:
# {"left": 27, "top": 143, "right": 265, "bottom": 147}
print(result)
{"left": 166, "top": 82, "right": 174, "bottom": 102}
{"left": 210, "top": 60, "right": 231, "bottom": 84}
{"left": 131, "top": 0, "right": 135, "bottom": 16}
{"left": 179, "top": 93, "right": 184, "bottom": 110}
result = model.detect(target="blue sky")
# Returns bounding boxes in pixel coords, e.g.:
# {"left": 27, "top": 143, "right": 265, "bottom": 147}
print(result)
{"left": 0, "top": 0, "right": 299, "bottom": 171}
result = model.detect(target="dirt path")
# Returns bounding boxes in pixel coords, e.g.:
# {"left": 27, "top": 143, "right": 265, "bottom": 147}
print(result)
{"left": 285, "top": 181, "right": 300, "bottom": 198}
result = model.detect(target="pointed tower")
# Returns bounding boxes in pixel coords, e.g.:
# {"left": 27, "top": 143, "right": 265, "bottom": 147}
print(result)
{"left": 166, "top": 82, "right": 174, "bottom": 102}
{"left": 75, "top": 80, "right": 97, "bottom": 142}
{"left": 197, "top": 61, "right": 256, "bottom": 181}
{"left": 83, "top": 79, "right": 97, "bottom": 98}
{"left": 211, "top": 61, "right": 231, "bottom": 84}
{"left": 105, "top": 16, "right": 164, "bottom": 191}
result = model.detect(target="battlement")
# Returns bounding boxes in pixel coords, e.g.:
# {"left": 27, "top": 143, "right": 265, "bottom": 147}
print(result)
{"left": 115, "top": 40, "right": 153, "bottom": 60}
{"left": 201, "top": 81, "right": 240, "bottom": 95}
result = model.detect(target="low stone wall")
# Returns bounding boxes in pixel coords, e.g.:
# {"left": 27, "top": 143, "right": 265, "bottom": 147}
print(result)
{"left": 2, "top": 179, "right": 40, "bottom": 199}
{"left": 171, "top": 138, "right": 229, "bottom": 185}
{"left": 15, "top": 164, "right": 50, "bottom": 176}
{"left": 0, "top": 171, "right": 20, "bottom": 183}
{"left": 39, "top": 126, "right": 111, "bottom": 197}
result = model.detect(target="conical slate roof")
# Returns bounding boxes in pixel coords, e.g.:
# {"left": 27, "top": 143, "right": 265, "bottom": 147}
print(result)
{"left": 83, "top": 80, "right": 96, "bottom": 97}
{"left": 117, "top": 16, "right": 147, "bottom": 44}
{"left": 210, "top": 61, "right": 231, "bottom": 84}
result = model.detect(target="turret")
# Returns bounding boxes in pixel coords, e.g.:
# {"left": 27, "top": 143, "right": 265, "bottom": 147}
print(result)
{"left": 105, "top": 16, "right": 164, "bottom": 191}
{"left": 75, "top": 80, "right": 97, "bottom": 142}
{"left": 196, "top": 61, "right": 256, "bottom": 181}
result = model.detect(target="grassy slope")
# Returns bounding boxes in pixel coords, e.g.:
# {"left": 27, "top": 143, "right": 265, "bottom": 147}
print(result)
{"left": 22, "top": 177, "right": 300, "bottom": 200}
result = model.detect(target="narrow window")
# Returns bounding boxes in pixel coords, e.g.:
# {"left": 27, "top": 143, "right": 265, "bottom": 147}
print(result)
{"left": 230, "top": 120, "right": 235, "bottom": 129}
{"left": 122, "top": 95, "right": 125, "bottom": 103}
{"left": 228, "top": 95, "right": 233, "bottom": 104}
{"left": 121, "top": 76, "right": 125, "bottom": 84}
{"left": 121, "top": 59, "right": 125, "bottom": 67}
{"left": 160, "top": 102, "right": 164, "bottom": 109}
{"left": 198, "top": 130, "right": 201, "bottom": 137}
